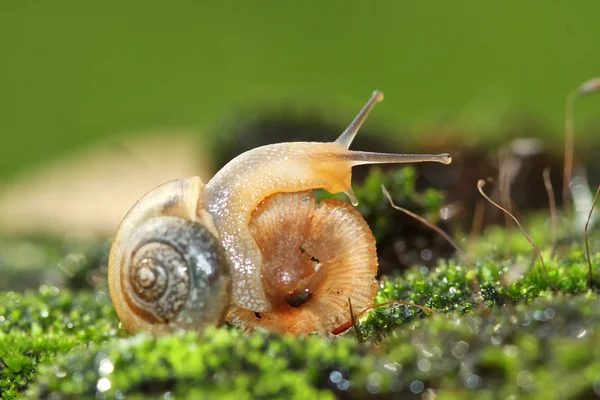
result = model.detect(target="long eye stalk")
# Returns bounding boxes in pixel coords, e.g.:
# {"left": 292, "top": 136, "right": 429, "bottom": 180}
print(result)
{"left": 335, "top": 90, "right": 451, "bottom": 166}
{"left": 334, "top": 90, "right": 451, "bottom": 205}
{"left": 335, "top": 90, "right": 384, "bottom": 149}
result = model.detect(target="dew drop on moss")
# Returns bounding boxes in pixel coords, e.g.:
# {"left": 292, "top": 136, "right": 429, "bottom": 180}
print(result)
{"left": 366, "top": 372, "right": 381, "bottom": 394}
{"left": 465, "top": 374, "right": 482, "bottom": 389}
{"left": 410, "top": 380, "right": 424, "bottom": 394}
{"left": 418, "top": 359, "right": 432, "bottom": 372}
{"left": 329, "top": 371, "right": 342, "bottom": 384}
{"left": 97, "top": 377, "right": 111, "bottom": 392}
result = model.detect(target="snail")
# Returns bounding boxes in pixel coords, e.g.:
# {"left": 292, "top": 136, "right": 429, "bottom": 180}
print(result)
{"left": 108, "top": 91, "right": 451, "bottom": 336}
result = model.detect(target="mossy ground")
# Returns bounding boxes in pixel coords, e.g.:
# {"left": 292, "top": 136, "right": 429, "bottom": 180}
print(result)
{"left": 1, "top": 168, "right": 599, "bottom": 399}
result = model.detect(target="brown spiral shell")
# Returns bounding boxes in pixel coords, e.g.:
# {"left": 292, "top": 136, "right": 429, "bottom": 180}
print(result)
{"left": 109, "top": 178, "right": 231, "bottom": 334}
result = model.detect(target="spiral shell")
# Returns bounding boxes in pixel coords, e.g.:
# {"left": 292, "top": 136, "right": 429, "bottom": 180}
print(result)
{"left": 109, "top": 178, "right": 231, "bottom": 334}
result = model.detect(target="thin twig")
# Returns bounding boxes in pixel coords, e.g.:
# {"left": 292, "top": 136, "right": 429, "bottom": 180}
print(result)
{"left": 348, "top": 297, "right": 362, "bottom": 343}
{"left": 354, "top": 300, "right": 440, "bottom": 319}
{"left": 563, "top": 77, "right": 600, "bottom": 218}
{"left": 382, "top": 184, "right": 483, "bottom": 307}
{"left": 331, "top": 300, "right": 440, "bottom": 336}
{"left": 563, "top": 91, "right": 577, "bottom": 218}
{"left": 477, "top": 180, "right": 560, "bottom": 293}
{"left": 469, "top": 199, "right": 485, "bottom": 244}
{"left": 585, "top": 185, "right": 600, "bottom": 289}
{"left": 498, "top": 152, "right": 518, "bottom": 259}
{"left": 543, "top": 168, "right": 558, "bottom": 256}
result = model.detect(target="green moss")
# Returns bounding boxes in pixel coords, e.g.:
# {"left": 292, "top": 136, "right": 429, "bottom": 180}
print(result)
{"left": 361, "top": 243, "right": 593, "bottom": 337}
{"left": 18, "top": 295, "right": 600, "bottom": 399}
{"left": 0, "top": 287, "right": 122, "bottom": 397}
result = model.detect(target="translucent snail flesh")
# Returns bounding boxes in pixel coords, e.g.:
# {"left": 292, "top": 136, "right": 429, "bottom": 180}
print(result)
{"left": 108, "top": 91, "right": 451, "bottom": 336}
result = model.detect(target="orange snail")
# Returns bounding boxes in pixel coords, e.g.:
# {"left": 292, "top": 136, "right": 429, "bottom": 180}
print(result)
{"left": 108, "top": 91, "right": 451, "bottom": 337}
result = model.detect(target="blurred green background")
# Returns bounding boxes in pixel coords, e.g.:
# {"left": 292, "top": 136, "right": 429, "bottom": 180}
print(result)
{"left": 1, "top": 1, "right": 599, "bottom": 183}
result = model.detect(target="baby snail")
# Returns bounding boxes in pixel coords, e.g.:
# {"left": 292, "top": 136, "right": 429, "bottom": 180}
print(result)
{"left": 108, "top": 91, "right": 451, "bottom": 337}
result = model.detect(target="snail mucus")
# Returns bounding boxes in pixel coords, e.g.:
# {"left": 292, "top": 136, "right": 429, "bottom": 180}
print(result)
{"left": 108, "top": 91, "right": 451, "bottom": 337}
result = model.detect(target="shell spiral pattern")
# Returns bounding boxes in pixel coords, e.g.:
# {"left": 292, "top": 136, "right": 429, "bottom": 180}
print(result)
{"left": 114, "top": 215, "right": 231, "bottom": 334}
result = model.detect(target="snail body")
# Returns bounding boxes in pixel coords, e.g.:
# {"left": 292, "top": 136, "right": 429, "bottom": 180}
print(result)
{"left": 108, "top": 91, "right": 451, "bottom": 336}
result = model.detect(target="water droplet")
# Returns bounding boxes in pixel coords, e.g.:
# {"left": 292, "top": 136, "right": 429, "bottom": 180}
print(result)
{"left": 366, "top": 373, "right": 381, "bottom": 394}
{"left": 97, "top": 377, "right": 111, "bottom": 392}
{"left": 420, "top": 249, "right": 433, "bottom": 261}
{"left": 516, "top": 371, "right": 533, "bottom": 387}
{"left": 383, "top": 362, "right": 401, "bottom": 373}
{"left": 410, "top": 380, "right": 424, "bottom": 394}
{"left": 503, "top": 345, "right": 519, "bottom": 358}
{"left": 418, "top": 359, "right": 432, "bottom": 372}
{"left": 337, "top": 379, "right": 350, "bottom": 391}
{"left": 329, "top": 371, "right": 342, "bottom": 384}
{"left": 452, "top": 341, "right": 469, "bottom": 358}
{"left": 533, "top": 310, "right": 547, "bottom": 321}
{"left": 422, "top": 348, "right": 434, "bottom": 358}
{"left": 465, "top": 375, "right": 482, "bottom": 389}
{"left": 99, "top": 359, "right": 114, "bottom": 375}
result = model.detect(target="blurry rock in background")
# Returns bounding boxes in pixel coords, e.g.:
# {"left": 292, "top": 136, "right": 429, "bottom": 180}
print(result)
{"left": 0, "top": 132, "right": 211, "bottom": 236}
{"left": 0, "top": 235, "right": 112, "bottom": 291}
{"left": 415, "top": 133, "right": 566, "bottom": 229}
